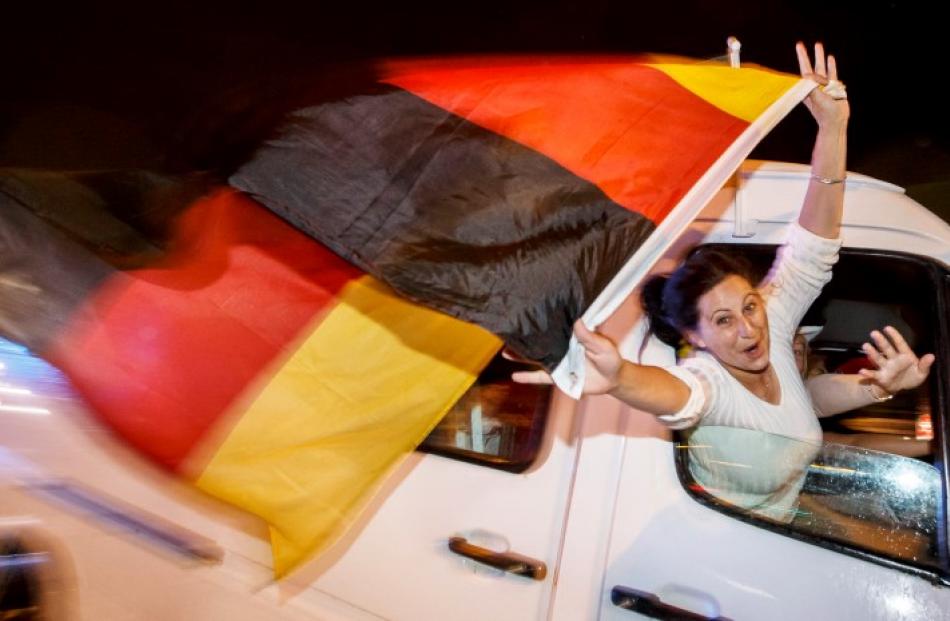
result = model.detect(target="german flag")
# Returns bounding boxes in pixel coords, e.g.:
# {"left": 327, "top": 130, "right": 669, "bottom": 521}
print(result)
{"left": 0, "top": 170, "right": 499, "bottom": 576}
{"left": 231, "top": 55, "right": 812, "bottom": 391}
{"left": 0, "top": 54, "right": 809, "bottom": 577}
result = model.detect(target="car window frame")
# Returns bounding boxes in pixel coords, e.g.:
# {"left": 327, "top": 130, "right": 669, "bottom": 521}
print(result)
{"left": 672, "top": 245, "right": 950, "bottom": 586}
{"left": 418, "top": 357, "right": 554, "bottom": 473}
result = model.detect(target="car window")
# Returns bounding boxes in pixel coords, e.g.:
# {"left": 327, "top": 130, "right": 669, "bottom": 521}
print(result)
{"left": 678, "top": 426, "right": 943, "bottom": 573}
{"left": 420, "top": 355, "right": 552, "bottom": 472}
{"left": 700, "top": 245, "right": 942, "bottom": 465}
{"left": 676, "top": 245, "right": 948, "bottom": 579}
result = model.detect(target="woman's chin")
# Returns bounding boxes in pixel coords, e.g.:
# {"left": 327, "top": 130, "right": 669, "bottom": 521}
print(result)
{"left": 729, "top": 353, "right": 770, "bottom": 373}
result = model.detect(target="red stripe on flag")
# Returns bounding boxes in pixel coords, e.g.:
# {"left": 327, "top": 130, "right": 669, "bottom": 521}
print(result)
{"left": 382, "top": 60, "right": 746, "bottom": 223}
{"left": 49, "top": 189, "right": 363, "bottom": 470}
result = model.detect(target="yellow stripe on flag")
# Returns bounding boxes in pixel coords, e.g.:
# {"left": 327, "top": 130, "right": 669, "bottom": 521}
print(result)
{"left": 648, "top": 63, "right": 799, "bottom": 122}
{"left": 194, "top": 275, "right": 501, "bottom": 576}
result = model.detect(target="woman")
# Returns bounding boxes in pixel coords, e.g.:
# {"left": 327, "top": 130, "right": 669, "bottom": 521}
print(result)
{"left": 516, "top": 42, "right": 931, "bottom": 444}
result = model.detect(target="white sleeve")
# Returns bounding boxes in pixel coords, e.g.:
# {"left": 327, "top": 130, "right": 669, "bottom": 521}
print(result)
{"left": 656, "top": 359, "right": 724, "bottom": 430}
{"left": 761, "top": 222, "right": 842, "bottom": 340}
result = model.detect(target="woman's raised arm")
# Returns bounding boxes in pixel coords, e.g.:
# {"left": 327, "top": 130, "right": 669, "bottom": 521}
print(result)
{"left": 796, "top": 42, "right": 851, "bottom": 239}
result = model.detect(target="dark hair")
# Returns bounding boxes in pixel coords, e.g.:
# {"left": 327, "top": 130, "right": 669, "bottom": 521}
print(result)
{"left": 641, "top": 248, "right": 757, "bottom": 348}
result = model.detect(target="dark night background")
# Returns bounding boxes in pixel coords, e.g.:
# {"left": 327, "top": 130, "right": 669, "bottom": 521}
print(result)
{"left": 2, "top": 1, "right": 948, "bottom": 221}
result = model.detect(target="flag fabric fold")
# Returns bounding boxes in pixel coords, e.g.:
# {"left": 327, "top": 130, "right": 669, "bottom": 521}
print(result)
{"left": 231, "top": 55, "right": 811, "bottom": 394}
{"left": 0, "top": 170, "right": 499, "bottom": 576}
{"left": 1, "top": 53, "right": 810, "bottom": 577}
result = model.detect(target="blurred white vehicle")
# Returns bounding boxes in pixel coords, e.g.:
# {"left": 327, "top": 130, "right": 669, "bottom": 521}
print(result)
{"left": 1, "top": 160, "right": 948, "bottom": 620}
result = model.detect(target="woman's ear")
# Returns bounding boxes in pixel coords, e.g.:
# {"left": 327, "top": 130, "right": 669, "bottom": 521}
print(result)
{"left": 684, "top": 329, "right": 706, "bottom": 350}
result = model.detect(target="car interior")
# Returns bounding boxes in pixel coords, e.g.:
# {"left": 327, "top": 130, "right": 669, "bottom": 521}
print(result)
{"left": 726, "top": 245, "right": 942, "bottom": 463}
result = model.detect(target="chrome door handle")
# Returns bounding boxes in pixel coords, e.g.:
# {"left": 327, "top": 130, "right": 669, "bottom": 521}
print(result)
{"left": 611, "top": 586, "right": 731, "bottom": 621}
{"left": 447, "top": 536, "right": 547, "bottom": 580}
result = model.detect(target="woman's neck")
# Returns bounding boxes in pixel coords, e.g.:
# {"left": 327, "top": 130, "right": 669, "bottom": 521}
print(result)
{"left": 728, "top": 363, "right": 779, "bottom": 404}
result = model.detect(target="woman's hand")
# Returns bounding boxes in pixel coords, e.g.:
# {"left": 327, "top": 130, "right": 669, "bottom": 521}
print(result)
{"left": 571, "top": 320, "right": 625, "bottom": 395}
{"left": 511, "top": 319, "right": 624, "bottom": 395}
{"left": 859, "top": 326, "right": 935, "bottom": 395}
{"left": 796, "top": 41, "right": 850, "bottom": 130}
{"left": 795, "top": 41, "right": 850, "bottom": 239}
{"left": 513, "top": 321, "right": 692, "bottom": 414}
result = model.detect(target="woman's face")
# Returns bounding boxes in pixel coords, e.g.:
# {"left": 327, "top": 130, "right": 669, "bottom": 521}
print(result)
{"left": 686, "top": 274, "right": 770, "bottom": 374}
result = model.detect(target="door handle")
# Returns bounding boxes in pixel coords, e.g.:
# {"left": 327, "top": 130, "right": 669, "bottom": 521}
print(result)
{"left": 611, "top": 586, "right": 731, "bottom": 621}
{"left": 447, "top": 536, "right": 547, "bottom": 580}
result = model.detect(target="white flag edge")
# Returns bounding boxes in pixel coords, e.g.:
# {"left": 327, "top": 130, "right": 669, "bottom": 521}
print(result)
{"left": 551, "top": 77, "right": 820, "bottom": 398}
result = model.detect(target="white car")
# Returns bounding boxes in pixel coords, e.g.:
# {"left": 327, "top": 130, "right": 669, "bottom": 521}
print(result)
{"left": 1, "top": 160, "right": 948, "bottom": 620}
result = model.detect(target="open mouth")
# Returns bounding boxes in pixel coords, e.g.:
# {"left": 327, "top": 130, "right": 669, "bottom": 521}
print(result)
{"left": 743, "top": 342, "right": 762, "bottom": 358}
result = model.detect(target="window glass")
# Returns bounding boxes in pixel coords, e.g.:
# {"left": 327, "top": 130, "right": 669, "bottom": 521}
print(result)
{"left": 679, "top": 426, "right": 942, "bottom": 572}
{"left": 420, "top": 355, "right": 552, "bottom": 472}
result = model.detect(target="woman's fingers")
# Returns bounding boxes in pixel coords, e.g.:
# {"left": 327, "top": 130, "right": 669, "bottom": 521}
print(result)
{"left": 573, "top": 318, "right": 594, "bottom": 340}
{"left": 796, "top": 41, "right": 813, "bottom": 76}
{"left": 511, "top": 369, "right": 554, "bottom": 385}
{"left": 882, "top": 325, "right": 912, "bottom": 355}
{"left": 870, "top": 330, "right": 898, "bottom": 359}
{"left": 573, "top": 319, "right": 613, "bottom": 355}
{"left": 862, "top": 342, "right": 885, "bottom": 367}
{"left": 796, "top": 41, "right": 827, "bottom": 78}
{"left": 813, "top": 42, "right": 827, "bottom": 77}
{"left": 827, "top": 54, "right": 838, "bottom": 81}
{"left": 502, "top": 348, "right": 534, "bottom": 364}
{"left": 918, "top": 353, "right": 936, "bottom": 375}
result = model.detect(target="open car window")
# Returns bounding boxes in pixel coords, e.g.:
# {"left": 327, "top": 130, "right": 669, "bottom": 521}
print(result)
{"left": 677, "top": 244, "right": 949, "bottom": 580}
{"left": 700, "top": 244, "right": 944, "bottom": 461}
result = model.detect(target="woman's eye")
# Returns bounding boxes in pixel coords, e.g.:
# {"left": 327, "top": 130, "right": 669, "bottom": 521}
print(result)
{"left": 716, "top": 316, "right": 730, "bottom": 326}
{"left": 744, "top": 302, "right": 756, "bottom": 313}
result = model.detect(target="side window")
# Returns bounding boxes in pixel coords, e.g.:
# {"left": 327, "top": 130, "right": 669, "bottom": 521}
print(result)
{"left": 680, "top": 426, "right": 943, "bottom": 572}
{"left": 676, "top": 247, "right": 949, "bottom": 579}
{"left": 420, "top": 355, "right": 552, "bottom": 472}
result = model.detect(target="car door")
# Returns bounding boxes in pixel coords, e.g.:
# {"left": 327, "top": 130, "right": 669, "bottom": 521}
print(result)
{"left": 600, "top": 418, "right": 950, "bottom": 621}
{"left": 591, "top": 170, "right": 950, "bottom": 621}
{"left": 0, "top": 342, "right": 583, "bottom": 621}
{"left": 0, "top": 337, "right": 391, "bottom": 621}
{"left": 304, "top": 356, "right": 582, "bottom": 620}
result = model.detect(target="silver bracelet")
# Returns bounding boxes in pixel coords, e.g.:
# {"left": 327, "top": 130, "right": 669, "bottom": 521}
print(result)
{"left": 865, "top": 383, "right": 894, "bottom": 403}
{"left": 811, "top": 174, "right": 846, "bottom": 185}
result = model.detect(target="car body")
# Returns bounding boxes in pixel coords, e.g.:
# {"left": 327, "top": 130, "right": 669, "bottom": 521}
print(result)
{"left": 1, "top": 160, "right": 948, "bottom": 620}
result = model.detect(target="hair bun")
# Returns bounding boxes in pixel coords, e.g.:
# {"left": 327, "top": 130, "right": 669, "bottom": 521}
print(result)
{"left": 641, "top": 274, "right": 683, "bottom": 348}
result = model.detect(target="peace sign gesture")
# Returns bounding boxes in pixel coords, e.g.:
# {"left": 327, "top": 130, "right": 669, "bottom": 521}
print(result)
{"left": 796, "top": 41, "right": 850, "bottom": 129}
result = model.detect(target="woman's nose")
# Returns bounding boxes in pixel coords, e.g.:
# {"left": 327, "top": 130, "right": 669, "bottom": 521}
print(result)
{"left": 738, "top": 316, "right": 755, "bottom": 336}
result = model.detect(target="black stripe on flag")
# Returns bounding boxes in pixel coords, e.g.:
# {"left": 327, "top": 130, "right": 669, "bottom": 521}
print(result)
{"left": 0, "top": 170, "right": 212, "bottom": 352}
{"left": 231, "top": 88, "right": 655, "bottom": 369}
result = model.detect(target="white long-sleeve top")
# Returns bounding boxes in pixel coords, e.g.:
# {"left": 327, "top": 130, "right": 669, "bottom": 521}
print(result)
{"left": 656, "top": 223, "right": 842, "bottom": 521}
{"left": 658, "top": 222, "right": 842, "bottom": 443}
